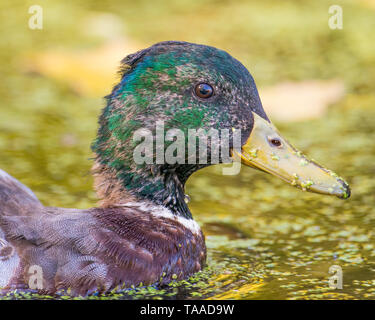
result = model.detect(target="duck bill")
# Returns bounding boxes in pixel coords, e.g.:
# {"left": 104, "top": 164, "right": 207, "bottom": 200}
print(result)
{"left": 233, "top": 113, "right": 350, "bottom": 199}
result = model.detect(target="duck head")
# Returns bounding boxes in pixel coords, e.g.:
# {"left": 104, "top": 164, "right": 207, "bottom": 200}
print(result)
{"left": 92, "top": 41, "right": 350, "bottom": 218}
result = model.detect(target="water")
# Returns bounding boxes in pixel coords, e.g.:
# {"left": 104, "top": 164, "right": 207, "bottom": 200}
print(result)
{"left": 1, "top": 97, "right": 374, "bottom": 300}
{"left": 0, "top": 0, "right": 374, "bottom": 300}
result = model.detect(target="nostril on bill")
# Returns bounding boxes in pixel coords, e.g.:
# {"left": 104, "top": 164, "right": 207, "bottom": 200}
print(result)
{"left": 269, "top": 138, "right": 282, "bottom": 147}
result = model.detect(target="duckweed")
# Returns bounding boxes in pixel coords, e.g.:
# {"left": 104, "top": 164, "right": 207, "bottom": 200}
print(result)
{"left": 299, "top": 159, "right": 309, "bottom": 167}
{"left": 271, "top": 153, "right": 280, "bottom": 161}
{"left": 1, "top": 0, "right": 375, "bottom": 301}
{"left": 248, "top": 148, "right": 258, "bottom": 158}
{"left": 300, "top": 180, "right": 314, "bottom": 191}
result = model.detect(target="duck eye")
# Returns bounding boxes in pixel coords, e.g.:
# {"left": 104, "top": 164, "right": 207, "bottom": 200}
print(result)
{"left": 269, "top": 138, "right": 282, "bottom": 147}
{"left": 194, "top": 83, "right": 214, "bottom": 99}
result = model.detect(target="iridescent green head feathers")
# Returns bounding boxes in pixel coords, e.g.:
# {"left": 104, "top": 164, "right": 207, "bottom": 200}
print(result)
{"left": 92, "top": 41, "right": 267, "bottom": 216}
{"left": 91, "top": 41, "right": 351, "bottom": 217}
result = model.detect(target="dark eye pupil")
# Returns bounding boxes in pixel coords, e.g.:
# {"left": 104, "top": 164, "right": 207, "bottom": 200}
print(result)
{"left": 195, "top": 83, "right": 213, "bottom": 98}
{"left": 270, "top": 138, "right": 281, "bottom": 147}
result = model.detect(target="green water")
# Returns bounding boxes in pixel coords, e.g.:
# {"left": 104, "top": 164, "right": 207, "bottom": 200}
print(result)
{"left": 0, "top": 0, "right": 375, "bottom": 300}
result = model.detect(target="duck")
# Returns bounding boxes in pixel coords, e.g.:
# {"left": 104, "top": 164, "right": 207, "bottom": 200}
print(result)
{"left": 0, "top": 41, "right": 350, "bottom": 296}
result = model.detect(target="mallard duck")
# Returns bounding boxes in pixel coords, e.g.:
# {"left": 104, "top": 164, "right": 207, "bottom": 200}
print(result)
{"left": 0, "top": 41, "right": 350, "bottom": 296}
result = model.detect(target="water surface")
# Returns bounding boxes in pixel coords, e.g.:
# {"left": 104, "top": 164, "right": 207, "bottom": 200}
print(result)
{"left": 0, "top": 0, "right": 374, "bottom": 300}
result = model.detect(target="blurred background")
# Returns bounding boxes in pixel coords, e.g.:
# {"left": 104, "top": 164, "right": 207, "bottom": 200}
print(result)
{"left": 0, "top": 0, "right": 375, "bottom": 299}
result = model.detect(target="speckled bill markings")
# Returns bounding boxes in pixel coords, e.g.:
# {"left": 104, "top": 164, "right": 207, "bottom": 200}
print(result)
{"left": 234, "top": 112, "right": 351, "bottom": 199}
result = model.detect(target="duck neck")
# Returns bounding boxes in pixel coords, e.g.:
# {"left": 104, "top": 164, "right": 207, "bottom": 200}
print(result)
{"left": 92, "top": 160, "right": 204, "bottom": 219}
{"left": 91, "top": 92, "right": 206, "bottom": 219}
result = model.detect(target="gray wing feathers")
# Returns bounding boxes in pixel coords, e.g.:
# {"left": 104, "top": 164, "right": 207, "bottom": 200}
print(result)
{"left": 0, "top": 169, "right": 42, "bottom": 216}
{"left": 0, "top": 169, "right": 43, "bottom": 289}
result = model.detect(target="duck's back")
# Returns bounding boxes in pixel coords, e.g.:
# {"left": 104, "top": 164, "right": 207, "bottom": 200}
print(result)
{"left": 0, "top": 169, "right": 42, "bottom": 289}
{"left": 0, "top": 170, "right": 206, "bottom": 296}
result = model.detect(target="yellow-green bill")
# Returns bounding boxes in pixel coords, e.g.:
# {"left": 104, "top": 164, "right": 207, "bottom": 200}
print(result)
{"left": 233, "top": 113, "right": 350, "bottom": 199}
